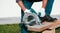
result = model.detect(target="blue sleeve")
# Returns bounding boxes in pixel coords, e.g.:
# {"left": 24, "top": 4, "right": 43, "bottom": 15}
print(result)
{"left": 16, "top": 0, "right": 22, "bottom": 3}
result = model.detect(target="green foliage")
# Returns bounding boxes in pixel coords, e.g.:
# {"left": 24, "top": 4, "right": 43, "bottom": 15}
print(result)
{"left": 56, "top": 27, "right": 60, "bottom": 33}
{"left": 0, "top": 24, "right": 20, "bottom": 33}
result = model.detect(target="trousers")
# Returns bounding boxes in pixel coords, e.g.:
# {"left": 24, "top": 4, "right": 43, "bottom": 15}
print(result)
{"left": 21, "top": 0, "right": 54, "bottom": 33}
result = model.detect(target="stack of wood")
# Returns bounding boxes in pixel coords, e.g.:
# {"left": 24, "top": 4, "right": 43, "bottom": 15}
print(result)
{"left": 27, "top": 20, "right": 60, "bottom": 33}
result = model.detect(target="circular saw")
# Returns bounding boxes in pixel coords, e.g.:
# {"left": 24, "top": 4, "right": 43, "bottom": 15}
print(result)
{"left": 23, "top": 12, "right": 42, "bottom": 27}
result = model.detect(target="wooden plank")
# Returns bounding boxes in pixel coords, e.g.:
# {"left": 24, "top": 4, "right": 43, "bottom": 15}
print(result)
{"left": 42, "top": 20, "right": 60, "bottom": 33}
{"left": 27, "top": 20, "right": 60, "bottom": 32}
{"left": 27, "top": 22, "right": 53, "bottom": 32}
{"left": 42, "top": 29, "right": 55, "bottom": 33}
{"left": 48, "top": 20, "right": 60, "bottom": 29}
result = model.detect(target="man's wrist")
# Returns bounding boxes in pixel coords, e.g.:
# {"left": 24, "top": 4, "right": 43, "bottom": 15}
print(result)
{"left": 24, "top": 9, "right": 28, "bottom": 12}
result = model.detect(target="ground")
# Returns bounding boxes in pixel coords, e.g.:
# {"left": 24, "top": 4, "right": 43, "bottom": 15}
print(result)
{"left": 0, "top": 24, "right": 60, "bottom": 33}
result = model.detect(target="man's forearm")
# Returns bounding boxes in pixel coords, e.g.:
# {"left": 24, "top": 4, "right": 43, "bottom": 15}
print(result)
{"left": 42, "top": 0, "right": 47, "bottom": 8}
{"left": 17, "top": 1, "right": 26, "bottom": 11}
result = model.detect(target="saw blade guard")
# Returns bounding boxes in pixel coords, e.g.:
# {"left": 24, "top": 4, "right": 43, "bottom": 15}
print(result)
{"left": 23, "top": 12, "right": 42, "bottom": 27}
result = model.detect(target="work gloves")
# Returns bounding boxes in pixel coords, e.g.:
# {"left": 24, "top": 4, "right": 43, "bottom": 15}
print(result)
{"left": 24, "top": 8, "right": 45, "bottom": 17}
{"left": 38, "top": 8, "right": 45, "bottom": 17}
{"left": 24, "top": 8, "right": 37, "bottom": 14}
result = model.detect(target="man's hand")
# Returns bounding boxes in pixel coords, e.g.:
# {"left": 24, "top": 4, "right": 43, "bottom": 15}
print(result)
{"left": 38, "top": 8, "right": 45, "bottom": 17}
{"left": 24, "top": 9, "right": 31, "bottom": 13}
{"left": 24, "top": 8, "right": 37, "bottom": 14}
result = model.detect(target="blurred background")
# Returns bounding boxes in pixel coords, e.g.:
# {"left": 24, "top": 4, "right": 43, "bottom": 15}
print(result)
{"left": 0, "top": 0, "right": 60, "bottom": 24}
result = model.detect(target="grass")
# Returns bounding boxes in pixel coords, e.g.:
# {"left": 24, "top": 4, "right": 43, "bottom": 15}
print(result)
{"left": 56, "top": 27, "right": 60, "bottom": 33}
{"left": 0, "top": 24, "right": 60, "bottom": 33}
{"left": 0, "top": 24, "right": 20, "bottom": 33}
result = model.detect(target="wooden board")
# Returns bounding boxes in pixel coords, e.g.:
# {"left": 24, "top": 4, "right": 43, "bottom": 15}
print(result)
{"left": 42, "top": 20, "right": 60, "bottom": 33}
{"left": 27, "top": 20, "right": 60, "bottom": 32}
{"left": 42, "top": 29, "right": 55, "bottom": 33}
{"left": 48, "top": 20, "right": 60, "bottom": 29}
